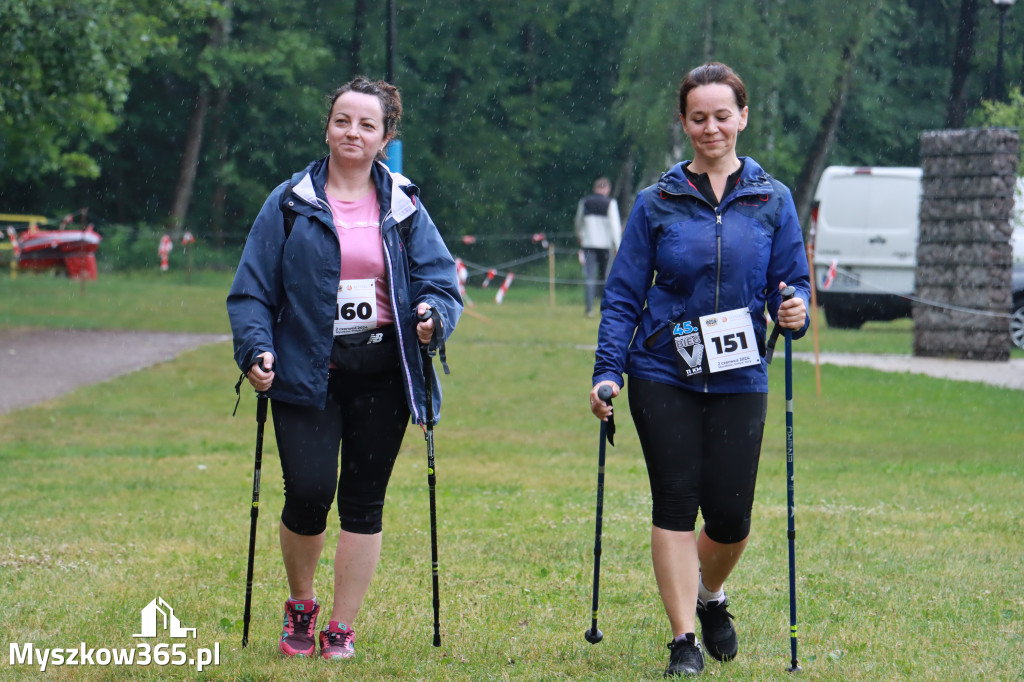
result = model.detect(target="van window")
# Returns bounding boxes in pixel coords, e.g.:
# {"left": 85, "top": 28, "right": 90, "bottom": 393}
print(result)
{"left": 820, "top": 175, "right": 920, "bottom": 231}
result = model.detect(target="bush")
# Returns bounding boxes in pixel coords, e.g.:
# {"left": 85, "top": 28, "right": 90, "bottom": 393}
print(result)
{"left": 96, "top": 224, "right": 239, "bottom": 272}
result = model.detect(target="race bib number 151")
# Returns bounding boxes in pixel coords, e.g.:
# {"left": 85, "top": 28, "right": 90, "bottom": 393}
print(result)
{"left": 698, "top": 308, "right": 760, "bottom": 373}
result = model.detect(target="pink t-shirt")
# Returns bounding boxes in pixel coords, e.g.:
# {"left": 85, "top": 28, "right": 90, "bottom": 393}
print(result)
{"left": 326, "top": 189, "right": 393, "bottom": 326}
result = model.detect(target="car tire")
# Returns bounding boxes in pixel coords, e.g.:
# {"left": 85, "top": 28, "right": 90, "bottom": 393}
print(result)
{"left": 1011, "top": 299, "right": 1024, "bottom": 350}
{"left": 824, "top": 304, "right": 864, "bottom": 330}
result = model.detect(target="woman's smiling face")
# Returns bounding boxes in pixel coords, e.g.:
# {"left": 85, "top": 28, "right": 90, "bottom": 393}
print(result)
{"left": 681, "top": 83, "right": 748, "bottom": 168}
{"left": 326, "top": 91, "right": 389, "bottom": 168}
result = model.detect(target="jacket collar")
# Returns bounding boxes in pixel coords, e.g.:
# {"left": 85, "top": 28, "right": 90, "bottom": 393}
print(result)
{"left": 371, "top": 160, "right": 419, "bottom": 223}
{"left": 289, "top": 156, "right": 420, "bottom": 224}
{"left": 658, "top": 156, "right": 772, "bottom": 199}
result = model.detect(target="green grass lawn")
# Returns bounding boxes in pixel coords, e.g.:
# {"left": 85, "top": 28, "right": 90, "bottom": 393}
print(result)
{"left": 1, "top": 273, "right": 1022, "bottom": 680}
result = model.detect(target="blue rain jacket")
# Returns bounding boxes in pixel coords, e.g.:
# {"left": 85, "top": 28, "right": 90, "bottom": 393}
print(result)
{"left": 227, "top": 157, "right": 463, "bottom": 425}
{"left": 593, "top": 157, "right": 810, "bottom": 394}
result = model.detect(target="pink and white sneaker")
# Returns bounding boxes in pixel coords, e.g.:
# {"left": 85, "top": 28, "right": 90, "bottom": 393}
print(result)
{"left": 279, "top": 598, "right": 319, "bottom": 657}
{"left": 319, "top": 621, "right": 356, "bottom": 660}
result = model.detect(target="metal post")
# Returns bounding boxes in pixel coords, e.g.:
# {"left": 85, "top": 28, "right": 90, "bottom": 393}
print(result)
{"left": 993, "top": 0, "right": 1017, "bottom": 100}
{"left": 549, "top": 242, "right": 556, "bottom": 307}
{"left": 998, "top": 5, "right": 1008, "bottom": 99}
{"left": 387, "top": 0, "right": 396, "bottom": 83}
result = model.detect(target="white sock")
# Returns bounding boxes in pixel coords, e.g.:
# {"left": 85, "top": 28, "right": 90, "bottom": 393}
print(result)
{"left": 698, "top": 576, "right": 725, "bottom": 605}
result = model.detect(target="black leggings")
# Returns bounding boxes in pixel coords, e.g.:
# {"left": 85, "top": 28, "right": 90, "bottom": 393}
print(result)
{"left": 628, "top": 377, "right": 767, "bottom": 543}
{"left": 271, "top": 367, "right": 410, "bottom": 536}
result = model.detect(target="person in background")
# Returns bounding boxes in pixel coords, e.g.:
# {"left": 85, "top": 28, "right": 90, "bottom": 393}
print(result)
{"left": 575, "top": 176, "right": 622, "bottom": 317}
{"left": 227, "top": 76, "right": 462, "bottom": 662}
{"left": 588, "top": 62, "right": 810, "bottom": 677}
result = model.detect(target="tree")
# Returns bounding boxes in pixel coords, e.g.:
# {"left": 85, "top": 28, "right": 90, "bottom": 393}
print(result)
{"left": 614, "top": 0, "right": 872, "bottom": 191}
{"left": 397, "top": 1, "right": 628, "bottom": 249}
{"left": 792, "top": 1, "right": 887, "bottom": 229}
{"left": 0, "top": 0, "right": 167, "bottom": 183}
{"left": 168, "top": 6, "right": 232, "bottom": 234}
{"left": 6, "top": 0, "right": 1023, "bottom": 267}
{"left": 75, "top": 0, "right": 330, "bottom": 232}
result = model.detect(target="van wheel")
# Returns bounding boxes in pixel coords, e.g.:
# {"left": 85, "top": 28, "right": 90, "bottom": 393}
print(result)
{"left": 824, "top": 305, "right": 863, "bottom": 330}
{"left": 1011, "top": 300, "right": 1024, "bottom": 350}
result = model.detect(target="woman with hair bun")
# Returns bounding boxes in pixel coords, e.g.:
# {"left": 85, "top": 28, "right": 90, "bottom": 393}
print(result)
{"left": 589, "top": 62, "right": 810, "bottom": 677}
{"left": 228, "top": 77, "right": 462, "bottom": 661}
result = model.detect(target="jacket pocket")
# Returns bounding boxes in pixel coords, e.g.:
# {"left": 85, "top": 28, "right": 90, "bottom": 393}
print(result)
{"left": 641, "top": 305, "right": 686, "bottom": 351}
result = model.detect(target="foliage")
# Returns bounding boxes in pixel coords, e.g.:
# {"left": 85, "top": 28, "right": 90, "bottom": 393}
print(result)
{"left": 95, "top": 224, "right": 237, "bottom": 273}
{"left": 972, "top": 86, "right": 1024, "bottom": 162}
{"left": 397, "top": 2, "right": 629, "bottom": 241}
{"left": 615, "top": 0, "right": 908, "bottom": 187}
{"left": 0, "top": 0, "right": 175, "bottom": 181}
{"left": 3, "top": 0, "right": 1024, "bottom": 266}
{"left": 832, "top": 0, "right": 956, "bottom": 167}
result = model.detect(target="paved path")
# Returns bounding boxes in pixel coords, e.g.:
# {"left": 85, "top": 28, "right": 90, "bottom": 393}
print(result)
{"left": 1, "top": 330, "right": 1020, "bottom": 415}
{"left": 0, "top": 329, "right": 230, "bottom": 414}
{"left": 793, "top": 352, "right": 1024, "bottom": 391}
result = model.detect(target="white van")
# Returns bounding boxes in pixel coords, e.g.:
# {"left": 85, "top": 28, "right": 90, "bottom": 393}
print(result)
{"left": 812, "top": 166, "right": 1024, "bottom": 348}
{"left": 811, "top": 166, "right": 922, "bottom": 329}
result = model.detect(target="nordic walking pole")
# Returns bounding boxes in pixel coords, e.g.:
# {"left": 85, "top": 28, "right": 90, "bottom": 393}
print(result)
{"left": 242, "top": 357, "right": 269, "bottom": 648}
{"left": 418, "top": 309, "right": 444, "bottom": 647}
{"left": 585, "top": 384, "right": 615, "bottom": 644}
{"left": 781, "top": 288, "right": 801, "bottom": 673}
{"left": 765, "top": 284, "right": 795, "bottom": 365}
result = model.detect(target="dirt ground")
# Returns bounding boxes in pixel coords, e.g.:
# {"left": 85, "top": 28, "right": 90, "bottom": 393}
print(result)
{"left": 0, "top": 329, "right": 1020, "bottom": 415}
{"left": 0, "top": 329, "right": 230, "bottom": 414}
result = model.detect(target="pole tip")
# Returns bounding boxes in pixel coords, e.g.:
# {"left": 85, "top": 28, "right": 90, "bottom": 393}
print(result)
{"left": 584, "top": 628, "right": 604, "bottom": 644}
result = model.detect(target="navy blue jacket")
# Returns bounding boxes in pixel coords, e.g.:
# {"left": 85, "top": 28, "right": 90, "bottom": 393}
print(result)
{"left": 593, "top": 157, "right": 810, "bottom": 393}
{"left": 227, "top": 157, "right": 463, "bottom": 424}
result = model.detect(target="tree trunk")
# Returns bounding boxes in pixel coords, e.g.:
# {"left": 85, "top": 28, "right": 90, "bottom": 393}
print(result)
{"left": 792, "top": 0, "right": 886, "bottom": 234}
{"left": 945, "top": 0, "right": 979, "bottom": 128}
{"left": 168, "top": 15, "right": 228, "bottom": 234}
{"left": 208, "top": 86, "right": 229, "bottom": 248}
{"left": 613, "top": 148, "right": 636, "bottom": 217}
{"left": 208, "top": 4, "right": 233, "bottom": 248}
{"left": 350, "top": 0, "right": 366, "bottom": 75}
{"left": 702, "top": 1, "right": 714, "bottom": 63}
{"left": 792, "top": 42, "right": 857, "bottom": 234}
{"left": 168, "top": 86, "right": 210, "bottom": 234}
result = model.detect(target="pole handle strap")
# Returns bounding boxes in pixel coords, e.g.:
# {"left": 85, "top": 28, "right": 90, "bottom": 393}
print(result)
{"left": 418, "top": 308, "right": 450, "bottom": 374}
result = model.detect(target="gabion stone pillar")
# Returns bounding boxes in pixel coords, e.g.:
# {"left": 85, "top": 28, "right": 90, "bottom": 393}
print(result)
{"left": 914, "top": 128, "right": 1017, "bottom": 361}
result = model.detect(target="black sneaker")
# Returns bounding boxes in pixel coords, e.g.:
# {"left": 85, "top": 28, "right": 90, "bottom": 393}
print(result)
{"left": 696, "top": 596, "right": 737, "bottom": 661}
{"left": 664, "top": 633, "right": 705, "bottom": 677}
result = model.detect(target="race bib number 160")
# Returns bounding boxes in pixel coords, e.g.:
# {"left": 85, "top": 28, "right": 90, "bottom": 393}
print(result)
{"left": 335, "top": 279, "right": 377, "bottom": 335}
{"left": 698, "top": 308, "right": 760, "bottom": 373}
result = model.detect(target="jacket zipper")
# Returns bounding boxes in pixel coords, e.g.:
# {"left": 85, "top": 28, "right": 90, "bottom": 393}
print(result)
{"left": 379, "top": 208, "right": 422, "bottom": 426}
{"left": 707, "top": 210, "right": 724, "bottom": 392}
{"left": 714, "top": 210, "right": 723, "bottom": 313}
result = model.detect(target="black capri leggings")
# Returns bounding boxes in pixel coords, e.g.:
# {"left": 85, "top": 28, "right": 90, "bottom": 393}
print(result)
{"left": 271, "top": 367, "right": 410, "bottom": 536}
{"left": 628, "top": 377, "right": 767, "bottom": 544}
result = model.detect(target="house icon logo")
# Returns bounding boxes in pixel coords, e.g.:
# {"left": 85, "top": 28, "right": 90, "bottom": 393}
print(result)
{"left": 133, "top": 597, "right": 197, "bottom": 639}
